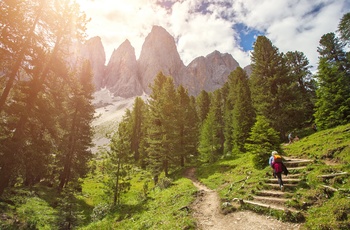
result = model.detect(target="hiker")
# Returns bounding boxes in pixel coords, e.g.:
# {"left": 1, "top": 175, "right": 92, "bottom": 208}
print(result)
{"left": 269, "top": 151, "right": 278, "bottom": 178}
{"left": 269, "top": 151, "right": 277, "bottom": 167}
{"left": 271, "top": 152, "right": 288, "bottom": 192}
{"left": 288, "top": 132, "right": 293, "bottom": 144}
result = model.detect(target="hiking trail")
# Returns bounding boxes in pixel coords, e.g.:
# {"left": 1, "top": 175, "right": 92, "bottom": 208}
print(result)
{"left": 185, "top": 167, "right": 302, "bottom": 230}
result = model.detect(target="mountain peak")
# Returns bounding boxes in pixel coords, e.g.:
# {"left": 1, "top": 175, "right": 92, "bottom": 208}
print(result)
{"left": 138, "top": 25, "right": 184, "bottom": 93}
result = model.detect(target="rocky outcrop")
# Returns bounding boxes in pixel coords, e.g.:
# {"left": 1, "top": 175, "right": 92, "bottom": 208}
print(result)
{"left": 81, "top": 37, "right": 106, "bottom": 90}
{"left": 104, "top": 40, "right": 143, "bottom": 98}
{"left": 137, "top": 25, "right": 185, "bottom": 94}
{"left": 180, "top": 51, "right": 239, "bottom": 95}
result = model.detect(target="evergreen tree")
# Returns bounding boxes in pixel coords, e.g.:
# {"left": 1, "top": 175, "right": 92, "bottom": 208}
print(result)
{"left": 107, "top": 114, "right": 133, "bottom": 206}
{"left": 245, "top": 115, "right": 280, "bottom": 169}
{"left": 338, "top": 12, "right": 350, "bottom": 46}
{"left": 250, "top": 36, "right": 303, "bottom": 138}
{"left": 284, "top": 51, "right": 316, "bottom": 129}
{"left": 176, "top": 85, "right": 199, "bottom": 166}
{"left": 0, "top": 0, "right": 89, "bottom": 196}
{"left": 196, "top": 90, "right": 211, "bottom": 124}
{"left": 230, "top": 67, "right": 255, "bottom": 153}
{"left": 222, "top": 82, "right": 234, "bottom": 155}
{"left": 146, "top": 72, "right": 178, "bottom": 179}
{"left": 198, "top": 90, "right": 224, "bottom": 162}
{"left": 198, "top": 107, "right": 221, "bottom": 163}
{"left": 58, "top": 61, "right": 95, "bottom": 190}
{"left": 314, "top": 33, "right": 350, "bottom": 129}
{"left": 130, "top": 97, "right": 146, "bottom": 164}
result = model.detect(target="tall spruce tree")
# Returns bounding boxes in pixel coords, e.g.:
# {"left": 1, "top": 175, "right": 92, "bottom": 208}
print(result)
{"left": 230, "top": 67, "right": 255, "bottom": 153}
{"left": 146, "top": 72, "right": 178, "bottom": 179}
{"left": 176, "top": 85, "right": 199, "bottom": 166}
{"left": 338, "top": 12, "right": 350, "bottom": 46}
{"left": 284, "top": 51, "right": 316, "bottom": 129}
{"left": 196, "top": 90, "right": 211, "bottom": 124}
{"left": 244, "top": 115, "right": 280, "bottom": 169}
{"left": 198, "top": 90, "right": 224, "bottom": 162}
{"left": 130, "top": 97, "right": 146, "bottom": 164}
{"left": 58, "top": 61, "right": 95, "bottom": 190}
{"left": 250, "top": 36, "right": 302, "bottom": 138}
{"left": 107, "top": 112, "right": 133, "bottom": 206}
{"left": 314, "top": 33, "right": 350, "bottom": 129}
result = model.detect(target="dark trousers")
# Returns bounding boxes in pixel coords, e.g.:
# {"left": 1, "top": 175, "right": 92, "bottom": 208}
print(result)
{"left": 276, "top": 172, "right": 283, "bottom": 187}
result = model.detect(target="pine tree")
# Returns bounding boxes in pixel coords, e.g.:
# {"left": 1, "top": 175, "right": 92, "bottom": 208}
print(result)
{"left": 176, "top": 85, "right": 199, "bottom": 166}
{"left": 107, "top": 114, "right": 133, "bottom": 206}
{"left": 250, "top": 36, "right": 303, "bottom": 138}
{"left": 196, "top": 90, "right": 211, "bottom": 124}
{"left": 58, "top": 61, "right": 95, "bottom": 190}
{"left": 338, "top": 12, "right": 350, "bottom": 46}
{"left": 222, "top": 82, "right": 234, "bottom": 155}
{"left": 245, "top": 115, "right": 280, "bottom": 169}
{"left": 146, "top": 72, "right": 178, "bottom": 179}
{"left": 229, "top": 67, "right": 255, "bottom": 153}
{"left": 198, "top": 90, "right": 224, "bottom": 162}
{"left": 130, "top": 97, "right": 146, "bottom": 163}
{"left": 314, "top": 33, "right": 350, "bottom": 129}
{"left": 284, "top": 51, "right": 316, "bottom": 129}
{"left": 0, "top": 0, "right": 89, "bottom": 195}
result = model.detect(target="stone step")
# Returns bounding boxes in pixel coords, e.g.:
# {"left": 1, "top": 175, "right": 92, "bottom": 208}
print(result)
{"left": 252, "top": 196, "right": 289, "bottom": 205}
{"left": 283, "top": 159, "right": 313, "bottom": 167}
{"left": 287, "top": 166, "right": 307, "bottom": 171}
{"left": 242, "top": 199, "right": 298, "bottom": 213}
{"left": 286, "top": 173, "right": 303, "bottom": 178}
{"left": 265, "top": 183, "right": 298, "bottom": 191}
{"left": 266, "top": 178, "right": 301, "bottom": 184}
{"left": 255, "top": 190, "right": 293, "bottom": 198}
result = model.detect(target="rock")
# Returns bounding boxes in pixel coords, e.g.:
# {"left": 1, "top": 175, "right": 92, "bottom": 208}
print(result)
{"left": 79, "top": 26, "right": 246, "bottom": 98}
{"left": 137, "top": 25, "right": 185, "bottom": 93}
{"left": 104, "top": 39, "right": 143, "bottom": 98}
{"left": 81, "top": 36, "right": 106, "bottom": 89}
{"left": 180, "top": 50, "right": 239, "bottom": 95}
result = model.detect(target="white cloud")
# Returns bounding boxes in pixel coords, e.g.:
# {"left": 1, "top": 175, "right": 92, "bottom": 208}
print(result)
{"left": 77, "top": 0, "right": 350, "bottom": 69}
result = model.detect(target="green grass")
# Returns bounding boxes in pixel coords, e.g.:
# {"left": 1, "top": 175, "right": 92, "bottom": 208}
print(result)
{"left": 283, "top": 123, "right": 350, "bottom": 165}
{"left": 1, "top": 123, "right": 349, "bottom": 229}
{"left": 81, "top": 175, "right": 197, "bottom": 230}
{"left": 194, "top": 123, "right": 350, "bottom": 228}
{"left": 196, "top": 154, "right": 270, "bottom": 201}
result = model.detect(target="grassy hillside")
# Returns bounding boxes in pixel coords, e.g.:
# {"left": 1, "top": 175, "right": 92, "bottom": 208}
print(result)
{"left": 195, "top": 123, "right": 350, "bottom": 229}
{"left": 1, "top": 124, "right": 349, "bottom": 229}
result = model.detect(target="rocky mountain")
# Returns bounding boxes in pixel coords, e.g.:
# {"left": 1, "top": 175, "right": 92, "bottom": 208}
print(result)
{"left": 180, "top": 50, "right": 239, "bottom": 95}
{"left": 80, "top": 37, "right": 106, "bottom": 89}
{"left": 79, "top": 26, "right": 245, "bottom": 97}
{"left": 138, "top": 26, "right": 185, "bottom": 94}
{"left": 104, "top": 40, "right": 143, "bottom": 98}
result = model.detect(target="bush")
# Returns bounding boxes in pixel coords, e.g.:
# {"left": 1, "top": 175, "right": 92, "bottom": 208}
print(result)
{"left": 91, "top": 203, "right": 112, "bottom": 222}
{"left": 157, "top": 177, "right": 173, "bottom": 189}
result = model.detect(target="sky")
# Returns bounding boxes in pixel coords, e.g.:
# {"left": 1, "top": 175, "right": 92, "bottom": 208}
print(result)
{"left": 76, "top": 0, "right": 350, "bottom": 69}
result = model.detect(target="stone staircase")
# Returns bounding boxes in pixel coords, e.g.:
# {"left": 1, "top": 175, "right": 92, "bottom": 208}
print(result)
{"left": 241, "top": 157, "right": 313, "bottom": 215}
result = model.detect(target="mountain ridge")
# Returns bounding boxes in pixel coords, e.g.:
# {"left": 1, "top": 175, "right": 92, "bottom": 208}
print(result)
{"left": 80, "top": 25, "right": 245, "bottom": 98}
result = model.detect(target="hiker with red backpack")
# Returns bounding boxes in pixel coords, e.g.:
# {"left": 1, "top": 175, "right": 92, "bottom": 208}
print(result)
{"left": 269, "top": 151, "right": 289, "bottom": 192}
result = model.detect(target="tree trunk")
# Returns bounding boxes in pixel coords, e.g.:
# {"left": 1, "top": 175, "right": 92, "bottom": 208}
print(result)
{"left": 0, "top": 164, "right": 12, "bottom": 196}
{"left": 59, "top": 108, "right": 78, "bottom": 191}
{"left": 113, "top": 158, "right": 121, "bottom": 206}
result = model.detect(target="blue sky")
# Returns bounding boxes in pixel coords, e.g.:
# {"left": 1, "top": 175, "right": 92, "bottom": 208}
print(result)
{"left": 77, "top": 0, "right": 350, "bottom": 69}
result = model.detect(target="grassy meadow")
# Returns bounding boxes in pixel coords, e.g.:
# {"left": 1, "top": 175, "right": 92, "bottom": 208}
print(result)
{"left": 0, "top": 124, "right": 349, "bottom": 229}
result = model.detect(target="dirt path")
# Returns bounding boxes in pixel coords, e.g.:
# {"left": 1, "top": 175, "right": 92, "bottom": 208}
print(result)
{"left": 185, "top": 168, "right": 302, "bottom": 230}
